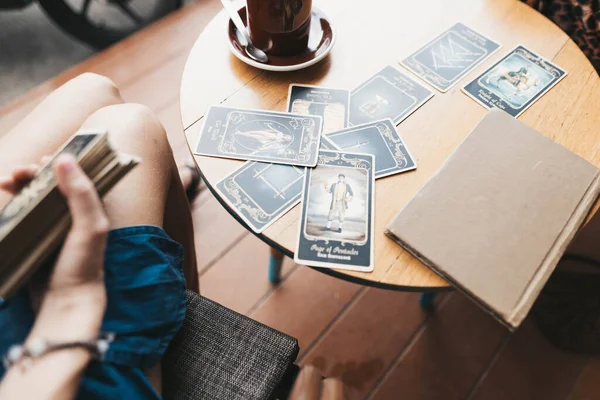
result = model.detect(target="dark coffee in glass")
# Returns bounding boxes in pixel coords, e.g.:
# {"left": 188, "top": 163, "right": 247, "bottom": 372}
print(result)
{"left": 246, "top": 0, "right": 312, "bottom": 56}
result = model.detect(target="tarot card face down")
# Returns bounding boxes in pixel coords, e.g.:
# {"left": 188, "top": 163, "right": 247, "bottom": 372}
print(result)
{"left": 294, "top": 151, "right": 375, "bottom": 272}
{"left": 195, "top": 106, "right": 323, "bottom": 167}
{"left": 350, "top": 65, "right": 434, "bottom": 126}
{"left": 287, "top": 85, "right": 350, "bottom": 134}
{"left": 401, "top": 23, "right": 501, "bottom": 92}
{"left": 215, "top": 161, "right": 305, "bottom": 233}
{"left": 462, "top": 45, "right": 567, "bottom": 117}
{"left": 324, "top": 119, "right": 416, "bottom": 179}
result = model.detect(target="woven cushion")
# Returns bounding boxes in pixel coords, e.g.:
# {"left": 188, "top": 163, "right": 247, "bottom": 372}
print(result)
{"left": 162, "top": 291, "right": 299, "bottom": 400}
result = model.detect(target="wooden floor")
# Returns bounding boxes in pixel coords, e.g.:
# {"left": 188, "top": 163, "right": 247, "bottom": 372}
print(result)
{"left": 1, "top": 2, "right": 599, "bottom": 399}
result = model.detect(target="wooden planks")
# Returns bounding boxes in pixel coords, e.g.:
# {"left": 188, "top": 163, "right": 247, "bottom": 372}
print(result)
{"left": 250, "top": 266, "right": 363, "bottom": 357}
{"left": 370, "top": 294, "right": 508, "bottom": 400}
{"left": 198, "top": 233, "right": 296, "bottom": 314}
{"left": 300, "top": 289, "right": 448, "bottom": 400}
{"left": 469, "top": 319, "right": 588, "bottom": 400}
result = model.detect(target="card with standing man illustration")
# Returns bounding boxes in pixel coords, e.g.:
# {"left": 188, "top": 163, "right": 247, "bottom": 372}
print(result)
{"left": 294, "top": 150, "right": 375, "bottom": 272}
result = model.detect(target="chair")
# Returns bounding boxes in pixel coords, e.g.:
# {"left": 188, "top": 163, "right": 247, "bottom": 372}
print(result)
{"left": 162, "top": 290, "right": 300, "bottom": 400}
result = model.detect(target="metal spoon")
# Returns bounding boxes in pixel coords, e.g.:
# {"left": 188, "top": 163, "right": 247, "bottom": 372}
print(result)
{"left": 220, "top": 0, "right": 269, "bottom": 64}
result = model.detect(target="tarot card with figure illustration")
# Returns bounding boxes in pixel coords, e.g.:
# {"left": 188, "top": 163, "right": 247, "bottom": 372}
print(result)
{"left": 294, "top": 150, "right": 375, "bottom": 272}
{"left": 215, "top": 161, "right": 305, "bottom": 233}
{"left": 325, "top": 119, "right": 416, "bottom": 179}
{"left": 194, "top": 106, "right": 322, "bottom": 167}
{"left": 349, "top": 65, "right": 434, "bottom": 126}
{"left": 287, "top": 84, "right": 350, "bottom": 134}
{"left": 401, "top": 23, "right": 501, "bottom": 92}
{"left": 462, "top": 45, "right": 567, "bottom": 117}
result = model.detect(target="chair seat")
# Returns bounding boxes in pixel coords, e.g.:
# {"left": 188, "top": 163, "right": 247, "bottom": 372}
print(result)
{"left": 162, "top": 291, "right": 300, "bottom": 400}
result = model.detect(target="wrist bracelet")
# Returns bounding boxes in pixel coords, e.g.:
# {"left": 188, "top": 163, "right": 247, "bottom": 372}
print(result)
{"left": 2, "top": 332, "right": 115, "bottom": 370}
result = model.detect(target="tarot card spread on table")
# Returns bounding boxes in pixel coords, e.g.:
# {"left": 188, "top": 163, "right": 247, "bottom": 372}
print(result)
{"left": 349, "top": 65, "right": 433, "bottom": 126}
{"left": 294, "top": 151, "right": 375, "bottom": 272}
{"left": 195, "top": 106, "right": 322, "bottom": 167}
{"left": 215, "top": 161, "right": 304, "bottom": 233}
{"left": 323, "top": 119, "right": 416, "bottom": 179}
{"left": 401, "top": 23, "right": 501, "bottom": 92}
{"left": 287, "top": 85, "right": 350, "bottom": 134}
{"left": 462, "top": 45, "right": 567, "bottom": 117}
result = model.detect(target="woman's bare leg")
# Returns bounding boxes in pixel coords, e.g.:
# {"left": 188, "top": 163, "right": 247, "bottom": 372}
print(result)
{"left": 79, "top": 103, "right": 198, "bottom": 395}
{"left": 0, "top": 74, "right": 198, "bottom": 290}
{"left": 79, "top": 104, "right": 199, "bottom": 291}
{"left": 0, "top": 74, "right": 197, "bottom": 395}
{"left": 0, "top": 73, "right": 123, "bottom": 207}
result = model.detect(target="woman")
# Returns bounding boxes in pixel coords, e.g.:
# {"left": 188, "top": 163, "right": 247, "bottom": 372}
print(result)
{"left": 0, "top": 73, "right": 199, "bottom": 399}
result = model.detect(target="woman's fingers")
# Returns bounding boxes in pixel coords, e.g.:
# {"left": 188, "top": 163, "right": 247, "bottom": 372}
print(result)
{"left": 55, "top": 155, "right": 109, "bottom": 238}
{"left": 1, "top": 156, "right": 51, "bottom": 195}
{"left": 11, "top": 164, "right": 39, "bottom": 182}
{"left": 50, "top": 154, "right": 109, "bottom": 288}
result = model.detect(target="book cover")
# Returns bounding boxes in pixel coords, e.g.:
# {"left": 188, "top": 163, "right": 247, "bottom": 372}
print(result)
{"left": 385, "top": 109, "right": 600, "bottom": 329}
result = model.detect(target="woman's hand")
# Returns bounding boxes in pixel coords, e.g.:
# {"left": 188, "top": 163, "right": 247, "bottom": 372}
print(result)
{"left": 0, "top": 155, "right": 110, "bottom": 400}
{"left": 30, "top": 154, "right": 109, "bottom": 341}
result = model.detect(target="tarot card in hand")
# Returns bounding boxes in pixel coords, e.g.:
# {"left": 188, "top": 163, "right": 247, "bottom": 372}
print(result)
{"left": 195, "top": 106, "right": 322, "bottom": 167}
{"left": 287, "top": 85, "right": 350, "bottom": 134}
{"left": 215, "top": 161, "right": 305, "bottom": 233}
{"left": 350, "top": 65, "right": 434, "bottom": 126}
{"left": 323, "top": 119, "right": 416, "bottom": 179}
{"left": 294, "top": 150, "right": 375, "bottom": 272}
{"left": 401, "top": 23, "right": 501, "bottom": 92}
{"left": 462, "top": 45, "right": 567, "bottom": 117}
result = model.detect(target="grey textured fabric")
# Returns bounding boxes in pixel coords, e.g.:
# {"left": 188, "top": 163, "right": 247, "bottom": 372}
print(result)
{"left": 162, "top": 290, "right": 300, "bottom": 400}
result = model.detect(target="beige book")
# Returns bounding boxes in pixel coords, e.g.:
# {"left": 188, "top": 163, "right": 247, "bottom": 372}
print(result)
{"left": 385, "top": 109, "right": 600, "bottom": 329}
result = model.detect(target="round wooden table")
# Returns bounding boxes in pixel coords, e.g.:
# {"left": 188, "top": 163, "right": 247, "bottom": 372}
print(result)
{"left": 180, "top": 0, "right": 600, "bottom": 292}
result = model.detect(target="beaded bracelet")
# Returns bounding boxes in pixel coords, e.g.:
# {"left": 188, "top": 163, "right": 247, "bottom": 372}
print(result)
{"left": 2, "top": 333, "right": 115, "bottom": 370}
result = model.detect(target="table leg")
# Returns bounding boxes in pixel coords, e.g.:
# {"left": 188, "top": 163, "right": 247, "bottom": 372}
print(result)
{"left": 420, "top": 292, "right": 436, "bottom": 311}
{"left": 268, "top": 248, "right": 285, "bottom": 285}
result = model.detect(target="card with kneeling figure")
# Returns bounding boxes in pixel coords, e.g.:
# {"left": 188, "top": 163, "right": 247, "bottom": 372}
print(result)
{"left": 287, "top": 84, "right": 350, "bottom": 134}
{"left": 324, "top": 119, "right": 416, "bottom": 179}
{"left": 349, "top": 65, "right": 434, "bottom": 126}
{"left": 195, "top": 106, "right": 323, "bottom": 167}
{"left": 462, "top": 45, "right": 567, "bottom": 117}
{"left": 215, "top": 161, "right": 305, "bottom": 233}
{"left": 294, "top": 150, "right": 375, "bottom": 272}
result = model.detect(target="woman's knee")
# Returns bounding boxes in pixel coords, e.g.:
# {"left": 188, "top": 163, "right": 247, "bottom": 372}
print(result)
{"left": 59, "top": 73, "right": 122, "bottom": 108}
{"left": 83, "top": 103, "right": 172, "bottom": 161}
